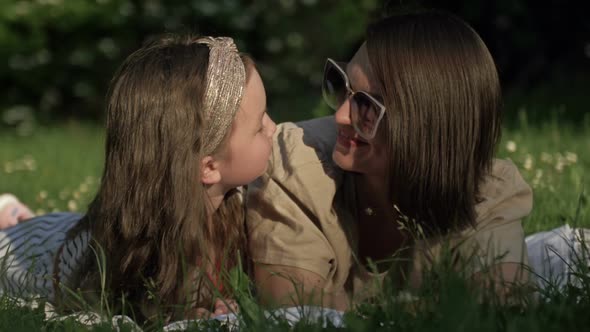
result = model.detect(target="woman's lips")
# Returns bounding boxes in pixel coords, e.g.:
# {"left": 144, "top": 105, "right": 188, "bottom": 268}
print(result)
{"left": 337, "top": 130, "right": 369, "bottom": 148}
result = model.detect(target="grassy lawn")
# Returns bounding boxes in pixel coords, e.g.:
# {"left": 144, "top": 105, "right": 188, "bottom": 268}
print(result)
{"left": 1, "top": 112, "right": 588, "bottom": 233}
{"left": 1, "top": 121, "right": 104, "bottom": 215}
{"left": 0, "top": 110, "right": 589, "bottom": 331}
{"left": 498, "top": 113, "right": 590, "bottom": 233}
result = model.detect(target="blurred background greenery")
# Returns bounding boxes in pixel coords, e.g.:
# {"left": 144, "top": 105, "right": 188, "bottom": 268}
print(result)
{"left": 0, "top": 0, "right": 377, "bottom": 129}
{"left": 0, "top": 0, "right": 588, "bottom": 130}
{"left": 0, "top": 2, "right": 589, "bottom": 329}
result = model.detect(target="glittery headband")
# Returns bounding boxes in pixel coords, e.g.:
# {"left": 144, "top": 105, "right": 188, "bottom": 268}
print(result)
{"left": 196, "top": 37, "right": 246, "bottom": 155}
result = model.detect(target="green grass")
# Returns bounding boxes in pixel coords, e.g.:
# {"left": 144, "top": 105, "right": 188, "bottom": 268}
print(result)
{"left": 0, "top": 121, "right": 103, "bottom": 215}
{"left": 1, "top": 111, "right": 588, "bottom": 234}
{"left": 498, "top": 111, "right": 590, "bottom": 233}
{"left": 0, "top": 111, "right": 589, "bottom": 331}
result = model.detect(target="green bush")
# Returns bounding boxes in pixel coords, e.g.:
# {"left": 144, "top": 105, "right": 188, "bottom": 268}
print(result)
{"left": 0, "top": 0, "right": 379, "bottom": 124}
{"left": 2, "top": 0, "right": 588, "bottom": 128}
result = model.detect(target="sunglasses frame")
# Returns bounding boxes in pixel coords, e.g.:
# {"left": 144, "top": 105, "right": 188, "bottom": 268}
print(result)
{"left": 323, "top": 58, "right": 386, "bottom": 140}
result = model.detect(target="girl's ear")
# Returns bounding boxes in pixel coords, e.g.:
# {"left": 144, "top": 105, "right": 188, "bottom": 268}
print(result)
{"left": 201, "top": 156, "right": 222, "bottom": 185}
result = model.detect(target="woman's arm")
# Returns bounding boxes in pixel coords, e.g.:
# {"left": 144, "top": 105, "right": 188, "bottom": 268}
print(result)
{"left": 471, "top": 262, "right": 532, "bottom": 302}
{"left": 254, "top": 263, "right": 350, "bottom": 311}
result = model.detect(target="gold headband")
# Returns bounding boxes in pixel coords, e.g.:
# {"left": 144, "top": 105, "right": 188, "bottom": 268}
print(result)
{"left": 196, "top": 37, "right": 246, "bottom": 155}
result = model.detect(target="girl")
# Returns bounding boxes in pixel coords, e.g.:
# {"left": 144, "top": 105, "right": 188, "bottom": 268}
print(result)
{"left": 247, "top": 10, "right": 533, "bottom": 309}
{"left": 0, "top": 34, "right": 276, "bottom": 323}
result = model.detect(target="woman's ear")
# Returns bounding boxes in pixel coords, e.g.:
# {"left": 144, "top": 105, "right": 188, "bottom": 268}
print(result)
{"left": 201, "top": 156, "right": 222, "bottom": 185}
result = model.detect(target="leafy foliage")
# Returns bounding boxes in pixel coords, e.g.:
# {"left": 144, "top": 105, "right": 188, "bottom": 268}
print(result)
{"left": 0, "top": 0, "right": 378, "bottom": 124}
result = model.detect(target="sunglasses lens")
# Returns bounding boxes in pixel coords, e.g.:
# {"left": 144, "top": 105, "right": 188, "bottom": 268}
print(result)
{"left": 322, "top": 62, "right": 347, "bottom": 110}
{"left": 351, "top": 93, "right": 381, "bottom": 138}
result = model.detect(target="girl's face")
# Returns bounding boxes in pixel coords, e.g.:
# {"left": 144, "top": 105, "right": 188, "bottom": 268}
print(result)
{"left": 216, "top": 67, "right": 276, "bottom": 187}
{"left": 332, "top": 43, "right": 389, "bottom": 178}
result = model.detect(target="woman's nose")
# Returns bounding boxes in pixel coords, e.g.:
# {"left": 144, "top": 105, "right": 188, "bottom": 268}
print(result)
{"left": 333, "top": 98, "right": 352, "bottom": 126}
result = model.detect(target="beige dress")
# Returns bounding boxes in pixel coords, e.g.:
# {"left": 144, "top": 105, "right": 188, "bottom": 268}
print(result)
{"left": 247, "top": 116, "right": 533, "bottom": 302}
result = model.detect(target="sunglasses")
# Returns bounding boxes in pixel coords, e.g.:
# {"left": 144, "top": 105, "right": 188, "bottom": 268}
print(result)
{"left": 322, "top": 58, "right": 386, "bottom": 140}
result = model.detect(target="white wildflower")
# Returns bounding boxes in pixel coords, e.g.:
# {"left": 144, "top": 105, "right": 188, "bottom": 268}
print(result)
{"left": 23, "top": 155, "right": 36, "bottom": 171}
{"left": 79, "top": 183, "right": 89, "bottom": 193}
{"left": 505, "top": 140, "right": 517, "bottom": 152}
{"left": 4, "top": 162, "right": 14, "bottom": 173}
{"left": 540, "top": 152, "right": 553, "bottom": 164}
{"left": 38, "top": 191, "right": 48, "bottom": 200}
{"left": 532, "top": 169, "right": 543, "bottom": 187}
{"left": 67, "top": 200, "right": 78, "bottom": 211}
{"left": 523, "top": 155, "right": 533, "bottom": 170}
{"left": 565, "top": 152, "right": 578, "bottom": 164}
{"left": 555, "top": 161, "right": 565, "bottom": 172}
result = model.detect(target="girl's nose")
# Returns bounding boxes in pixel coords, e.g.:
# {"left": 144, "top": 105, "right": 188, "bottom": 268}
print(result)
{"left": 265, "top": 114, "right": 277, "bottom": 138}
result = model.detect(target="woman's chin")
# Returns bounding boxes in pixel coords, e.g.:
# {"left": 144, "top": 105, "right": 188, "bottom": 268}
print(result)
{"left": 332, "top": 149, "right": 356, "bottom": 172}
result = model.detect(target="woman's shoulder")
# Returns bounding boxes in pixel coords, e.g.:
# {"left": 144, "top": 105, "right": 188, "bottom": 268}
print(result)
{"left": 475, "top": 158, "right": 533, "bottom": 227}
{"left": 448, "top": 159, "right": 533, "bottom": 272}
{"left": 247, "top": 116, "right": 342, "bottom": 230}
{"left": 246, "top": 117, "right": 349, "bottom": 281}
{"left": 268, "top": 116, "right": 340, "bottom": 183}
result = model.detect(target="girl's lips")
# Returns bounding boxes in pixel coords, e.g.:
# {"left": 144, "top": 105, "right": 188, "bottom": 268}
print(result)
{"left": 337, "top": 131, "right": 369, "bottom": 148}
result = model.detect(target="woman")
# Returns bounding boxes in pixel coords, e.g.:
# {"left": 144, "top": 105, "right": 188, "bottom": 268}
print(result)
{"left": 247, "top": 10, "right": 533, "bottom": 310}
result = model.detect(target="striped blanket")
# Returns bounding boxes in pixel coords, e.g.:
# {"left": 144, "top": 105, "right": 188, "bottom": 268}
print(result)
{"left": 0, "top": 213, "right": 86, "bottom": 300}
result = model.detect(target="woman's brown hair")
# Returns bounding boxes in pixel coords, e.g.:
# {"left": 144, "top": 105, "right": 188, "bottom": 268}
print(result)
{"left": 366, "top": 10, "right": 502, "bottom": 234}
{"left": 63, "top": 35, "right": 252, "bottom": 323}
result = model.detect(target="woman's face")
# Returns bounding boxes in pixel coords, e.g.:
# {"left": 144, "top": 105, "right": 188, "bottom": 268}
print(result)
{"left": 332, "top": 43, "right": 389, "bottom": 177}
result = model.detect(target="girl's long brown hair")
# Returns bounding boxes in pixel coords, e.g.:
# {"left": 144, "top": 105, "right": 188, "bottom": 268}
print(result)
{"left": 64, "top": 35, "right": 250, "bottom": 322}
{"left": 366, "top": 11, "right": 502, "bottom": 234}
